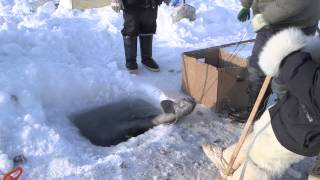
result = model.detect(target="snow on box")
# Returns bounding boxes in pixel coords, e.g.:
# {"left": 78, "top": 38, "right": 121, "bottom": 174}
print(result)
{"left": 0, "top": 0, "right": 286, "bottom": 179}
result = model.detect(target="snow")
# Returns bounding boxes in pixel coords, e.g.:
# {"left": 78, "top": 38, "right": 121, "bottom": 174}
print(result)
{"left": 0, "top": 0, "right": 311, "bottom": 179}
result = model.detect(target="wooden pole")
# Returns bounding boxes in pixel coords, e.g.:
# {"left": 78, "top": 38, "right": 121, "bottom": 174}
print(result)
{"left": 220, "top": 75, "right": 272, "bottom": 180}
{"left": 215, "top": 39, "right": 255, "bottom": 49}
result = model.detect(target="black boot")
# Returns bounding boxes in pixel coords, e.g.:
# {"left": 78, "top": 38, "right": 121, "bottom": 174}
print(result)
{"left": 139, "top": 35, "right": 160, "bottom": 72}
{"left": 123, "top": 36, "right": 138, "bottom": 72}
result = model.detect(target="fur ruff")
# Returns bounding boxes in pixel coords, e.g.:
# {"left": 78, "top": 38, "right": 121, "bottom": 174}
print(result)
{"left": 258, "top": 28, "right": 314, "bottom": 76}
{"left": 249, "top": 111, "right": 304, "bottom": 178}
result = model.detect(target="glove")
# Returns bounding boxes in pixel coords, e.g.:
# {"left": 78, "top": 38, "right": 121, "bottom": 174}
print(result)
{"left": 163, "top": 0, "right": 171, "bottom": 6}
{"left": 237, "top": 8, "right": 250, "bottom": 22}
{"left": 252, "top": 14, "right": 268, "bottom": 32}
{"left": 111, "top": 0, "right": 121, "bottom": 13}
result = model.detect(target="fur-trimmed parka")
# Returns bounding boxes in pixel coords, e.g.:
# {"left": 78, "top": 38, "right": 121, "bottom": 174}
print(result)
{"left": 258, "top": 28, "right": 320, "bottom": 156}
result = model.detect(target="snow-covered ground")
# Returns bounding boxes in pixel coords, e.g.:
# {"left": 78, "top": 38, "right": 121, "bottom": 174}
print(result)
{"left": 0, "top": 0, "right": 313, "bottom": 179}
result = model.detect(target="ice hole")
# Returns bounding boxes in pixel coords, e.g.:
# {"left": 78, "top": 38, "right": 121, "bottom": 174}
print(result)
{"left": 70, "top": 98, "right": 162, "bottom": 147}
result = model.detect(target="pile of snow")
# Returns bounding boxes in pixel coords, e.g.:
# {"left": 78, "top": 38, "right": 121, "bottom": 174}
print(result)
{"left": 0, "top": 0, "right": 256, "bottom": 179}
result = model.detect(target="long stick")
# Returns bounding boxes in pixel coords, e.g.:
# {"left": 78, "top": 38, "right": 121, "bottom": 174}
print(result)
{"left": 215, "top": 39, "right": 255, "bottom": 49}
{"left": 220, "top": 75, "right": 272, "bottom": 180}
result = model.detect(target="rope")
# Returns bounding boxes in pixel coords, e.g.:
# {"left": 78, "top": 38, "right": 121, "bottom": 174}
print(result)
{"left": 226, "top": 21, "right": 253, "bottom": 62}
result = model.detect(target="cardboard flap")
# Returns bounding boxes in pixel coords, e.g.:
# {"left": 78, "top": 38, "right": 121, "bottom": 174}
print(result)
{"left": 219, "top": 49, "right": 248, "bottom": 68}
{"left": 182, "top": 47, "right": 249, "bottom": 111}
{"left": 182, "top": 55, "right": 218, "bottom": 107}
{"left": 183, "top": 47, "right": 220, "bottom": 67}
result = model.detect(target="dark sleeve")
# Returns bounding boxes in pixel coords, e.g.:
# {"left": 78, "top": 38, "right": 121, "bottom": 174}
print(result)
{"left": 241, "top": 0, "right": 253, "bottom": 9}
{"left": 278, "top": 51, "right": 320, "bottom": 113}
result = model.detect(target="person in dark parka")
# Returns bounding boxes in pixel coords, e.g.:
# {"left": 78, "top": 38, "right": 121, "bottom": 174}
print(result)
{"left": 202, "top": 28, "right": 320, "bottom": 180}
{"left": 111, "top": 0, "right": 170, "bottom": 73}
{"left": 237, "top": 0, "right": 320, "bottom": 116}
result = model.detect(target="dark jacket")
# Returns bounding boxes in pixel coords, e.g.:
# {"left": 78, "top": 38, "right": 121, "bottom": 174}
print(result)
{"left": 122, "top": 0, "right": 163, "bottom": 8}
{"left": 270, "top": 51, "right": 320, "bottom": 156}
{"left": 258, "top": 28, "right": 320, "bottom": 156}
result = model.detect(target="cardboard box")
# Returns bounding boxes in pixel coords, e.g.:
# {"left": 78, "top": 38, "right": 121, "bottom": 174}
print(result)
{"left": 182, "top": 47, "right": 249, "bottom": 112}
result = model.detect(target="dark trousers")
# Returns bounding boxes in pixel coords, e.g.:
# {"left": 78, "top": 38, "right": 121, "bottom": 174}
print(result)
{"left": 121, "top": 7, "right": 158, "bottom": 37}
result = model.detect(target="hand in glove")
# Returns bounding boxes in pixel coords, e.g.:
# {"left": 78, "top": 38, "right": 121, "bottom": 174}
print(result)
{"left": 237, "top": 8, "right": 250, "bottom": 22}
{"left": 252, "top": 14, "right": 268, "bottom": 32}
{"left": 111, "top": 0, "right": 121, "bottom": 13}
{"left": 163, "top": 0, "right": 171, "bottom": 5}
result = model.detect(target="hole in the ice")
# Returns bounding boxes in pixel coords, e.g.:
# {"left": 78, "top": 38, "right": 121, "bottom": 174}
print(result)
{"left": 70, "top": 98, "right": 162, "bottom": 147}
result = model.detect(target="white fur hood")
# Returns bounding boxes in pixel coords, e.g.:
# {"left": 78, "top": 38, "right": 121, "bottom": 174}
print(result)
{"left": 258, "top": 28, "right": 320, "bottom": 76}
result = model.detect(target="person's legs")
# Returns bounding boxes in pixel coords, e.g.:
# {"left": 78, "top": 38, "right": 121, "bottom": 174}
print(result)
{"left": 139, "top": 34, "right": 159, "bottom": 71}
{"left": 121, "top": 8, "right": 140, "bottom": 72}
{"left": 230, "top": 160, "right": 269, "bottom": 180}
{"left": 202, "top": 132, "right": 254, "bottom": 177}
{"left": 123, "top": 36, "right": 138, "bottom": 71}
{"left": 222, "top": 133, "right": 254, "bottom": 171}
{"left": 139, "top": 7, "right": 158, "bottom": 35}
{"left": 247, "top": 66, "right": 265, "bottom": 107}
{"left": 231, "top": 111, "right": 304, "bottom": 180}
{"left": 247, "top": 28, "right": 278, "bottom": 114}
{"left": 203, "top": 110, "right": 304, "bottom": 179}
{"left": 139, "top": 7, "right": 160, "bottom": 71}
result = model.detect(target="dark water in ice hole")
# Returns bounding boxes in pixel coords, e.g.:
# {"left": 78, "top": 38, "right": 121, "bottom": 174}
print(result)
{"left": 71, "top": 98, "right": 162, "bottom": 146}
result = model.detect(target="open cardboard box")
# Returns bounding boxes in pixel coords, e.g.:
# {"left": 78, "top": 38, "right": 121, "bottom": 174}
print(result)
{"left": 182, "top": 47, "right": 249, "bottom": 112}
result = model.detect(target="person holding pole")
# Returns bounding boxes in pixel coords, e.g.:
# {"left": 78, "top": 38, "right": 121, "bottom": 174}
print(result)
{"left": 202, "top": 28, "right": 320, "bottom": 179}
{"left": 236, "top": 0, "right": 320, "bottom": 122}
